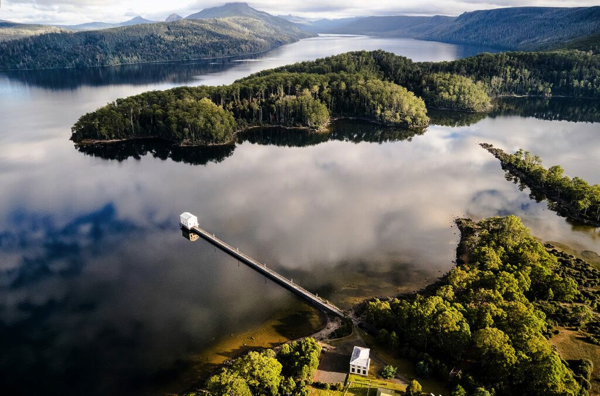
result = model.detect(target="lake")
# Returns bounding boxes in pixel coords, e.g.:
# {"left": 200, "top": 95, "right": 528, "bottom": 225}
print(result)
{"left": 0, "top": 35, "right": 598, "bottom": 396}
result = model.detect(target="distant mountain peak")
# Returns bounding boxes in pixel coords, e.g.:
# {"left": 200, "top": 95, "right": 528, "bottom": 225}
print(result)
{"left": 186, "top": 2, "right": 269, "bottom": 20}
{"left": 118, "top": 16, "right": 154, "bottom": 27}
{"left": 166, "top": 13, "right": 183, "bottom": 22}
{"left": 222, "top": 2, "right": 251, "bottom": 8}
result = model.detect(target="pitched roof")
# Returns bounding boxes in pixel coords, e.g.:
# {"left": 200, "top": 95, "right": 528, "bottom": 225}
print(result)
{"left": 350, "top": 346, "right": 370, "bottom": 368}
{"left": 180, "top": 212, "right": 195, "bottom": 220}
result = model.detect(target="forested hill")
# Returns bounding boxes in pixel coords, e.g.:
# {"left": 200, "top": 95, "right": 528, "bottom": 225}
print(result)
{"left": 319, "top": 6, "right": 600, "bottom": 51}
{"left": 0, "top": 21, "right": 70, "bottom": 42}
{"left": 0, "top": 9, "right": 312, "bottom": 71}
{"left": 561, "top": 31, "right": 600, "bottom": 54}
{"left": 430, "top": 7, "right": 600, "bottom": 51}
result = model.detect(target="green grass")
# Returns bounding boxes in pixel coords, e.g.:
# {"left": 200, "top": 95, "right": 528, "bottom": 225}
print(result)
{"left": 346, "top": 377, "right": 403, "bottom": 395}
{"left": 308, "top": 387, "right": 344, "bottom": 396}
{"left": 348, "top": 375, "right": 404, "bottom": 391}
{"left": 549, "top": 327, "right": 600, "bottom": 395}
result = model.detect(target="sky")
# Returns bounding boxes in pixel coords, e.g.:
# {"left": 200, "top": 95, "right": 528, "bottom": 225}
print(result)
{"left": 0, "top": 0, "right": 598, "bottom": 25}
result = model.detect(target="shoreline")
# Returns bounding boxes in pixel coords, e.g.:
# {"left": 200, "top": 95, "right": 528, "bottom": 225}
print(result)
{"left": 72, "top": 118, "right": 420, "bottom": 148}
{"left": 0, "top": 39, "right": 313, "bottom": 73}
{"left": 481, "top": 143, "right": 600, "bottom": 228}
{"left": 176, "top": 303, "right": 334, "bottom": 395}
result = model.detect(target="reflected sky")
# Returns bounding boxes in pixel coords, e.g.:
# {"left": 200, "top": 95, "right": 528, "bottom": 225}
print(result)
{"left": 0, "top": 36, "right": 597, "bottom": 395}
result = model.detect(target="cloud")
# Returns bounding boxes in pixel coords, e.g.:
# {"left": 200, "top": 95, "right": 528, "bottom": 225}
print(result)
{"left": 0, "top": 203, "right": 137, "bottom": 289}
{"left": 1, "top": 0, "right": 599, "bottom": 24}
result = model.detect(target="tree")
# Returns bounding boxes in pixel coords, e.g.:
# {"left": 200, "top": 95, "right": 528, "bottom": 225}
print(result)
{"left": 381, "top": 365, "right": 397, "bottom": 379}
{"left": 473, "top": 328, "right": 517, "bottom": 379}
{"left": 279, "top": 377, "right": 296, "bottom": 395}
{"left": 405, "top": 379, "right": 422, "bottom": 396}
{"left": 423, "top": 73, "right": 491, "bottom": 112}
{"left": 415, "top": 361, "right": 431, "bottom": 378}
{"left": 451, "top": 385, "right": 467, "bottom": 396}
{"left": 205, "top": 369, "right": 252, "bottom": 396}
{"left": 473, "top": 387, "right": 491, "bottom": 396}
{"left": 231, "top": 350, "right": 282, "bottom": 395}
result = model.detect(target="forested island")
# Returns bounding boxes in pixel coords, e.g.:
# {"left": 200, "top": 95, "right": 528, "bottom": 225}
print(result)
{"left": 71, "top": 70, "right": 430, "bottom": 146}
{"left": 482, "top": 144, "right": 600, "bottom": 227}
{"left": 72, "top": 49, "right": 599, "bottom": 147}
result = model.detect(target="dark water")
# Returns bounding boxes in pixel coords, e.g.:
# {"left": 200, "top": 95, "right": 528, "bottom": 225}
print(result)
{"left": 0, "top": 35, "right": 598, "bottom": 396}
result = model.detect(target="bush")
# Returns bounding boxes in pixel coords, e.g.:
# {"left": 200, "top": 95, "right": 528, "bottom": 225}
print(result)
{"left": 405, "top": 379, "right": 422, "bottom": 396}
{"left": 473, "top": 387, "right": 491, "bottom": 396}
{"left": 415, "top": 361, "right": 431, "bottom": 378}
{"left": 381, "top": 365, "right": 398, "bottom": 379}
{"left": 451, "top": 385, "right": 467, "bottom": 396}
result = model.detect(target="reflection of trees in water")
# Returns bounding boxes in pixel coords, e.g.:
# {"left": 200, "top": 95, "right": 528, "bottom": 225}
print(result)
{"left": 75, "top": 121, "right": 426, "bottom": 163}
{"left": 429, "top": 109, "right": 488, "bottom": 127}
{"left": 490, "top": 97, "right": 600, "bottom": 123}
{"left": 240, "top": 120, "right": 425, "bottom": 147}
{"left": 328, "top": 120, "right": 426, "bottom": 143}
{"left": 430, "top": 98, "right": 600, "bottom": 127}
{"left": 239, "top": 127, "right": 331, "bottom": 147}
{"left": 75, "top": 139, "right": 235, "bottom": 166}
{"left": 1, "top": 58, "right": 245, "bottom": 90}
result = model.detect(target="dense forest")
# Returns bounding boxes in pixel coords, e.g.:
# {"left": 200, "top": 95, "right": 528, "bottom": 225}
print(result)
{"left": 267, "top": 50, "right": 600, "bottom": 99}
{"left": 71, "top": 71, "right": 429, "bottom": 145}
{"left": 318, "top": 6, "right": 600, "bottom": 51}
{"left": 185, "top": 338, "right": 322, "bottom": 396}
{"left": 0, "top": 17, "right": 310, "bottom": 71}
{"left": 422, "top": 73, "right": 490, "bottom": 112}
{"left": 482, "top": 144, "right": 600, "bottom": 227}
{"left": 363, "top": 216, "right": 591, "bottom": 396}
{"left": 561, "top": 32, "right": 600, "bottom": 55}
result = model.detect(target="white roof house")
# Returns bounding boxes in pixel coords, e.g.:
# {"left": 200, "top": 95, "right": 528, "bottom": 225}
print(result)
{"left": 180, "top": 212, "right": 199, "bottom": 229}
{"left": 349, "top": 346, "right": 371, "bottom": 376}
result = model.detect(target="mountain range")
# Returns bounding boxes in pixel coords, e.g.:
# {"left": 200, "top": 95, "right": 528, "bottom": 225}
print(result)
{"left": 64, "top": 16, "right": 156, "bottom": 31}
{"left": 295, "top": 6, "right": 600, "bottom": 51}
{"left": 0, "top": 2, "right": 598, "bottom": 71}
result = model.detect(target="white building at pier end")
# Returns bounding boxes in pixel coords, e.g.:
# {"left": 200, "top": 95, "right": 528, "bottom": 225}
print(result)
{"left": 180, "top": 212, "right": 199, "bottom": 229}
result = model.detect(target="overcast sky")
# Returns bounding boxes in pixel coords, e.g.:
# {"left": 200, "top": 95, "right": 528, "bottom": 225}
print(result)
{"left": 1, "top": 0, "right": 598, "bottom": 25}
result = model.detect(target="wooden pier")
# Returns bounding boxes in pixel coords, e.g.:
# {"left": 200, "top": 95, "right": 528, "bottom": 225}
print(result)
{"left": 190, "top": 225, "right": 346, "bottom": 317}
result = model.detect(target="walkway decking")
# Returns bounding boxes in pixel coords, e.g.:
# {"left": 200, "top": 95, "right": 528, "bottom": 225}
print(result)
{"left": 191, "top": 226, "right": 346, "bottom": 317}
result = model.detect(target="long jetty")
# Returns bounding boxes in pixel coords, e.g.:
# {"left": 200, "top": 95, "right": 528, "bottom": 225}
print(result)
{"left": 190, "top": 225, "right": 346, "bottom": 317}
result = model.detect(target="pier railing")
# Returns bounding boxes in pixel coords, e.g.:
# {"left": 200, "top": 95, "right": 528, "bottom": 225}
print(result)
{"left": 191, "top": 226, "right": 345, "bottom": 317}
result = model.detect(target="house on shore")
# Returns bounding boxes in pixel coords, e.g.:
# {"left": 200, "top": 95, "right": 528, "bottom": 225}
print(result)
{"left": 349, "top": 346, "right": 371, "bottom": 376}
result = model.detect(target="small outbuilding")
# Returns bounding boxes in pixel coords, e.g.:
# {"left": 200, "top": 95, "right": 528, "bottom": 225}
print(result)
{"left": 349, "top": 346, "right": 371, "bottom": 376}
{"left": 377, "top": 388, "right": 395, "bottom": 396}
{"left": 180, "top": 212, "right": 199, "bottom": 229}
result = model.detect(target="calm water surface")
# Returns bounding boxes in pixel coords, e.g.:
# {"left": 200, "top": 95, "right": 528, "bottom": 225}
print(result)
{"left": 0, "top": 36, "right": 598, "bottom": 395}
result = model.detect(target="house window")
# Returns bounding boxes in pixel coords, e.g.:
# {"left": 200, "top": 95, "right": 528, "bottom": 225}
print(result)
{"left": 363, "top": 369, "right": 367, "bottom": 375}
{"left": 351, "top": 367, "right": 355, "bottom": 373}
